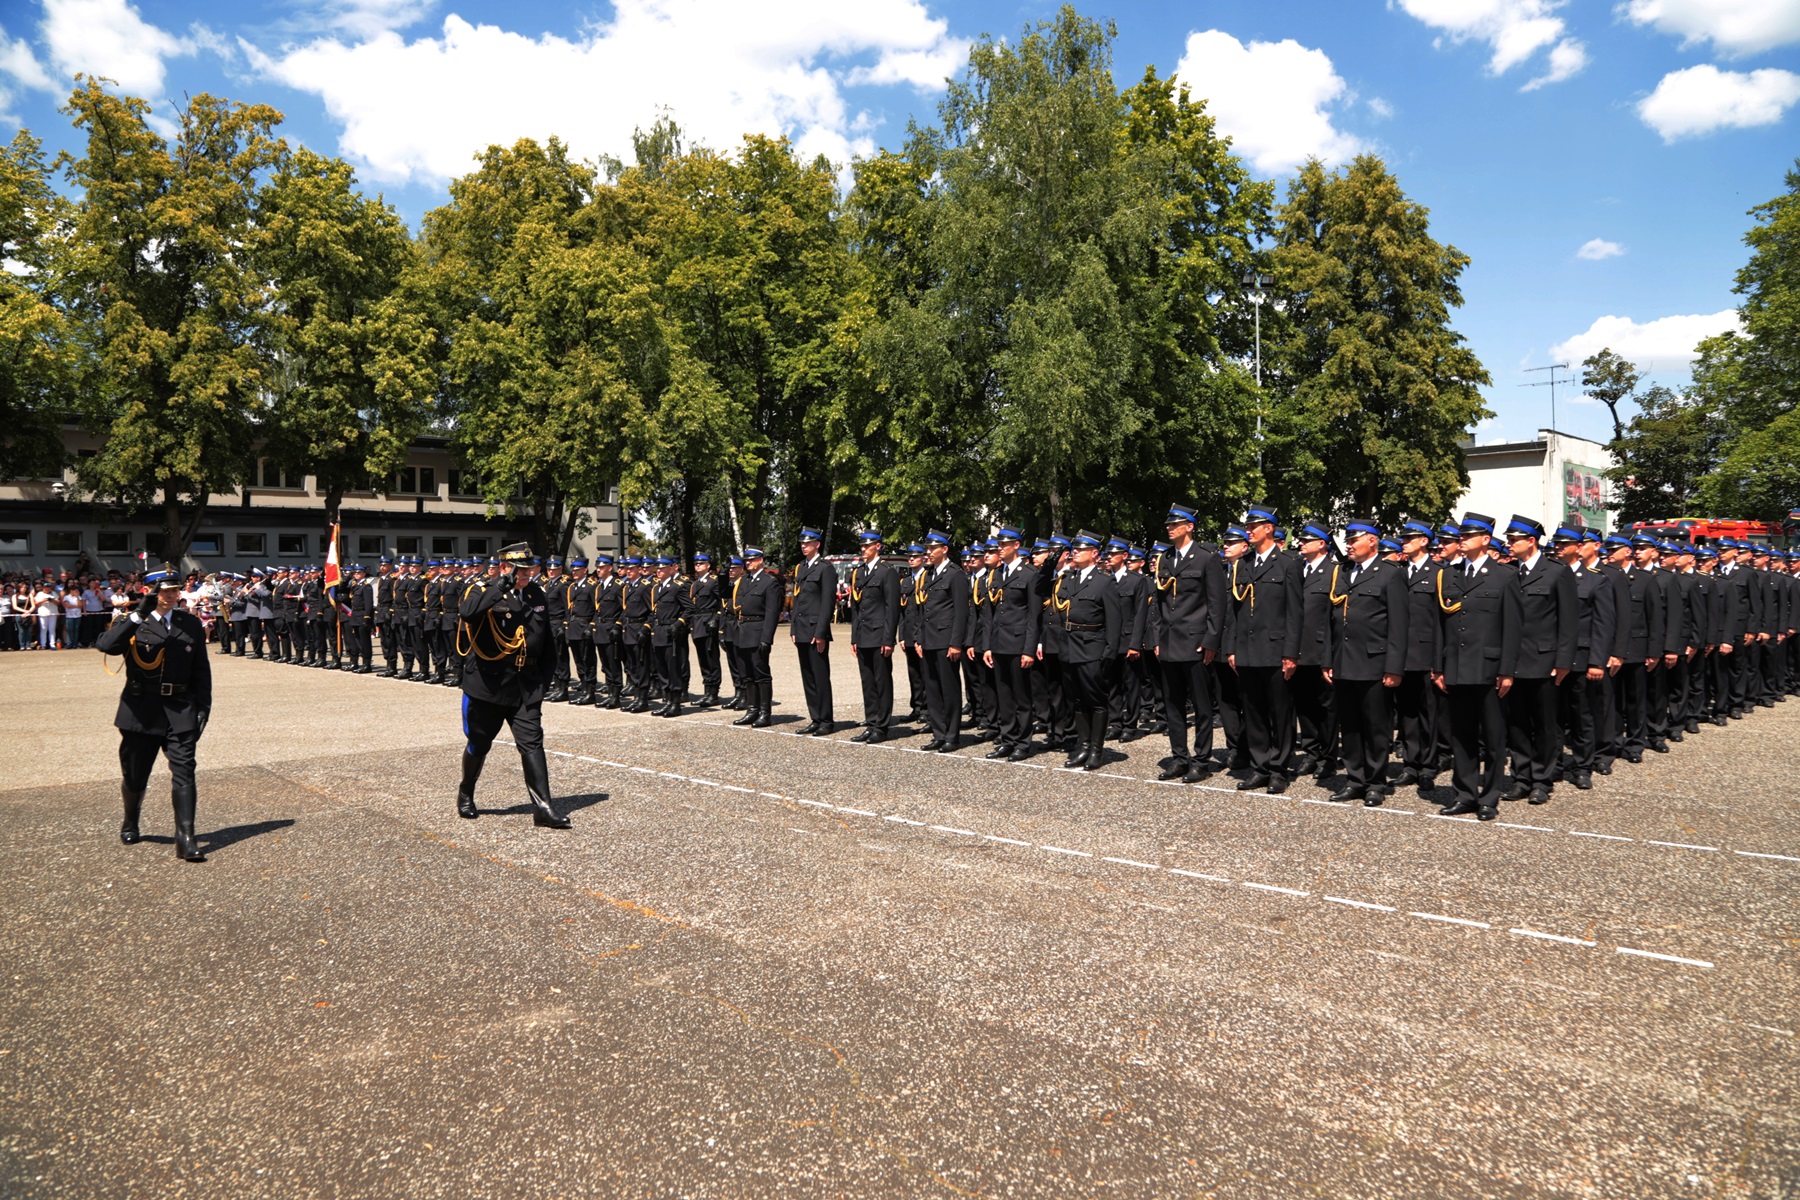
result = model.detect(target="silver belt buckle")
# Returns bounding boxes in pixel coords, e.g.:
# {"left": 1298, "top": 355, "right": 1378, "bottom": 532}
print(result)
{"left": 160, "top": 683, "right": 174, "bottom": 696}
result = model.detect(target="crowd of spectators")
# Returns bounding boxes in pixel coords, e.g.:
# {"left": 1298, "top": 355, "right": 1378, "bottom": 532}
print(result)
{"left": 0, "top": 566, "right": 230, "bottom": 652}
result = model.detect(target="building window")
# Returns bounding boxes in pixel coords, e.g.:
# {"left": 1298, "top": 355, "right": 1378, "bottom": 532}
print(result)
{"left": 394, "top": 466, "right": 416, "bottom": 494}
{"left": 0, "top": 530, "right": 31, "bottom": 555}
{"left": 417, "top": 467, "right": 436, "bottom": 496}
{"left": 466, "top": 537, "right": 489, "bottom": 556}
{"left": 395, "top": 536, "right": 421, "bottom": 555}
{"left": 278, "top": 534, "right": 307, "bottom": 556}
{"left": 97, "top": 531, "right": 132, "bottom": 555}
{"left": 448, "top": 469, "right": 481, "bottom": 497}
{"left": 432, "top": 536, "right": 456, "bottom": 555}
{"left": 46, "top": 530, "right": 81, "bottom": 554}
{"left": 235, "top": 533, "right": 265, "bottom": 555}
{"left": 190, "top": 534, "right": 222, "bottom": 556}
{"left": 258, "top": 460, "right": 302, "bottom": 490}
{"left": 358, "top": 536, "right": 384, "bottom": 557}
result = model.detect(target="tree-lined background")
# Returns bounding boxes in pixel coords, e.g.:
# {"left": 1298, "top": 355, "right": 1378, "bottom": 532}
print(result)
{"left": 0, "top": 8, "right": 1792, "bottom": 563}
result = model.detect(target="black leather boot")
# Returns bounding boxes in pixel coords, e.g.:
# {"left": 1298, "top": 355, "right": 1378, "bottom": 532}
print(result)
{"left": 457, "top": 749, "right": 483, "bottom": 819}
{"left": 1064, "top": 713, "right": 1091, "bottom": 768}
{"left": 120, "top": 783, "right": 143, "bottom": 845}
{"left": 171, "top": 785, "right": 206, "bottom": 862}
{"left": 522, "top": 752, "right": 570, "bottom": 828}
{"left": 1084, "top": 709, "right": 1107, "bottom": 770}
{"left": 700, "top": 690, "right": 718, "bottom": 708}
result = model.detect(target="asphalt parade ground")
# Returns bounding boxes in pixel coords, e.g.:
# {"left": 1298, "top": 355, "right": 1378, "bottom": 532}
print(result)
{"left": 3, "top": 646, "right": 1797, "bottom": 1199}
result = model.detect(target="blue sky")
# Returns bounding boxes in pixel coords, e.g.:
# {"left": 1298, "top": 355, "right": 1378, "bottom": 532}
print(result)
{"left": 3, "top": 0, "right": 1798, "bottom": 448}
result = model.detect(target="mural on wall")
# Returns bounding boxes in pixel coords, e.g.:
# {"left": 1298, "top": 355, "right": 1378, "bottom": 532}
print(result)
{"left": 1563, "top": 463, "right": 1608, "bottom": 533}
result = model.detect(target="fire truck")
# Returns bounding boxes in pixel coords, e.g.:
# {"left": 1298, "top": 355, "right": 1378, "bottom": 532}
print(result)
{"left": 1619, "top": 517, "right": 1789, "bottom": 548}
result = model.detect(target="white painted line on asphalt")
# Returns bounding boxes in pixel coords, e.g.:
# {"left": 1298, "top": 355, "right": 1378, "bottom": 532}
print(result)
{"left": 1647, "top": 841, "right": 1719, "bottom": 852}
{"left": 689, "top": 778, "right": 720, "bottom": 788}
{"left": 786, "top": 827, "right": 818, "bottom": 836}
{"left": 1497, "top": 823, "right": 1555, "bottom": 832}
{"left": 1297, "top": 798, "right": 1336, "bottom": 807}
{"left": 1734, "top": 850, "right": 1800, "bottom": 862}
{"left": 658, "top": 772, "right": 687, "bottom": 781}
{"left": 1423, "top": 812, "right": 1476, "bottom": 821}
{"left": 1570, "top": 831, "right": 1633, "bottom": 841}
{"left": 1617, "top": 947, "right": 1714, "bottom": 969}
{"left": 1367, "top": 808, "right": 1414, "bottom": 816}
{"left": 759, "top": 792, "right": 785, "bottom": 800}
{"left": 884, "top": 815, "right": 927, "bottom": 827}
{"left": 1744, "top": 1023, "right": 1795, "bottom": 1038}
{"left": 1039, "top": 845, "right": 1093, "bottom": 858}
{"left": 794, "top": 798, "right": 831, "bottom": 808}
{"left": 1242, "top": 882, "right": 1308, "bottom": 897}
{"left": 837, "top": 806, "right": 879, "bottom": 817}
{"left": 1324, "top": 896, "right": 1397, "bottom": 912}
{"left": 983, "top": 834, "right": 1030, "bottom": 846}
{"left": 1510, "top": 928, "right": 1597, "bottom": 947}
{"left": 1410, "top": 912, "right": 1491, "bottom": 929}
{"left": 1169, "top": 869, "right": 1230, "bottom": 882}
{"left": 721, "top": 785, "right": 755, "bottom": 794}
{"left": 929, "top": 825, "right": 978, "bottom": 836}
{"left": 1102, "top": 857, "right": 1162, "bottom": 870}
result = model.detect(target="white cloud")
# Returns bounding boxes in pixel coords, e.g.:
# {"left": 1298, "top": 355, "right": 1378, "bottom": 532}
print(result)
{"left": 1620, "top": 0, "right": 1800, "bottom": 58}
{"left": 39, "top": 0, "right": 195, "bottom": 98}
{"left": 0, "top": 26, "right": 54, "bottom": 123}
{"left": 1637, "top": 63, "right": 1800, "bottom": 140}
{"left": 1367, "top": 96, "right": 1395, "bottom": 119}
{"left": 1393, "top": 0, "right": 1589, "bottom": 89}
{"left": 1172, "top": 30, "right": 1365, "bottom": 175}
{"left": 1576, "top": 237, "right": 1625, "bottom": 260}
{"left": 1550, "top": 310, "right": 1740, "bottom": 366}
{"left": 245, "top": 2, "right": 968, "bottom": 185}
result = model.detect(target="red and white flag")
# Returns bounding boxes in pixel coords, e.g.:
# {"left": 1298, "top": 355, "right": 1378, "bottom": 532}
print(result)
{"left": 323, "top": 522, "right": 342, "bottom": 593}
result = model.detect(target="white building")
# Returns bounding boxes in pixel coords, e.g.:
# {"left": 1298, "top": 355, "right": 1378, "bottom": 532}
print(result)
{"left": 1455, "top": 428, "right": 1615, "bottom": 536}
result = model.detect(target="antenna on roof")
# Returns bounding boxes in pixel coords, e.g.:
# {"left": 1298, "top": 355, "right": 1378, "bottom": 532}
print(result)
{"left": 1520, "top": 363, "right": 1573, "bottom": 433}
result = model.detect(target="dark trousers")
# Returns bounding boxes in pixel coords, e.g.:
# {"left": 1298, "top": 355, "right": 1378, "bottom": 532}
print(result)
{"left": 1336, "top": 677, "right": 1394, "bottom": 793}
{"left": 1681, "top": 652, "right": 1706, "bottom": 724}
{"left": 905, "top": 644, "right": 927, "bottom": 716}
{"left": 1396, "top": 670, "right": 1436, "bottom": 772}
{"left": 724, "top": 639, "right": 746, "bottom": 697}
{"left": 1109, "top": 654, "right": 1147, "bottom": 732}
{"left": 921, "top": 647, "right": 963, "bottom": 745}
{"left": 855, "top": 644, "right": 895, "bottom": 733}
{"left": 742, "top": 643, "right": 772, "bottom": 712}
{"left": 598, "top": 639, "right": 622, "bottom": 697}
{"left": 401, "top": 621, "right": 420, "bottom": 668}
{"left": 977, "top": 657, "right": 999, "bottom": 729}
{"left": 693, "top": 634, "right": 721, "bottom": 694}
{"left": 271, "top": 619, "right": 291, "bottom": 660}
{"left": 550, "top": 629, "right": 570, "bottom": 689}
{"left": 1593, "top": 665, "right": 1620, "bottom": 764}
{"left": 962, "top": 654, "right": 986, "bottom": 723}
{"left": 1236, "top": 665, "right": 1293, "bottom": 777}
{"left": 1762, "top": 640, "right": 1783, "bottom": 701}
{"left": 1037, "top": 653, "right": 1072, "bottom": 741}
{"left": 1212, "top": 660, "right": 1244, "bottom": 764}
{"left": 1726, "top": 642, "right": 1754, "bottom": 711}
{"left": 1065, "top": 656, "right": 1112, "bottom": 723}
{"left": 1290, "top": 664, "right": 1336, "bottom": 768}
{"left": 569, "top": 637, "right": 596, "bottom": 691}
{"left": 1558, "top": 672, "right": 1596, "bottom": 772}
{"left": 1506, "top": 674, "right": 1561, "bottom": 789}
{"left": 1447, "top": 682, "right": 1507, "bottom": 806}
{"left": 120, "top": 726, "right": 198, "bottom": 803}
{"left": 345, "top": 624, "right": 372, "bottom": 668}
{"left": 1430, "top": 680, "right": 1453, "bottom": 770}
{"left": 661, "top": 634, "right": 690, "bottom": 700}
{"left": 1616, "top": 663, "right": 1649, "bottom": 753}
{"left": 796, "top": 639, "right": 833, "bottom": 722}
{"left": 460, "top": 693, "right": 551, "bottom": 808}
{"left": 245, "top": 615, "right": 264, "bottom": 656}
{"left": 377, "top": 620, "right": 396, "bottom": 667}
{"left": 1159, "top": 657, "right": 1215, "bottom": 766}
{"left": 1647, "top": 660, "right": 1674, "bottom": 739}
{"left": 991, "top": 651, "right": 1031, "bottom": 747}
{"left": 623, "top": 639, "right": 650, "bottom": 699}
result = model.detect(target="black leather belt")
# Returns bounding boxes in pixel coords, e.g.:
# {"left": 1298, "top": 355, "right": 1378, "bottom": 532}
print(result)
{"left": 1063, "top": 621, "right": 1103, "bottom": 631}
{"left": 128, "top": 681, "right": 188, "bottom": 696}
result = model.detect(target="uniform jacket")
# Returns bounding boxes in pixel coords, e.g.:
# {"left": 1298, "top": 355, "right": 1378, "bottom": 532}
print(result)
{"left": 915, "top": 562, "right": 971, "bottom": 652}
{"left": 345, "top": 579, "right": 375, "bottom": 627}
{"left": 1225, "top": 548, "right": 1304, "bottom": 667}
{"left": 1150, "top": 543, "right": 1226, "bottom": 662}
{"left": 1648, "top": 567, "right": 1684, "bottom": 656}
{"left": 982, "top": 560, "right": 1040, "bottom": 657}
{"left": 1674, "top": 571, "right": 1711, "bottom": 650}
{"left": 460, "top": 577, "right": 553, "bottom": 708}
{"left": 846, "top": 559, "right": 901, "bottom": 649}
{"left": 1329, "top": 555, "right": 1409, "bottom": 680}
{"left": 396, "top": 573, "right": 423, "bottom": 626}
{"left": 1716, "top": 563, "right": 1759, "bottom": 644}
{"left": 1054, "top": 567, "right": 1123, "bottom": 664}
{"left": 1038, "top": 568, "right": 1069, "bottom": 656}
{"left": 687, "top": 572, "right": 724, "bottom": 638}
{"left": 1113, "top": 568, "right": 1150, "bottom": 654}
{"left": 1513, "top": 553, "right": 1579, "bottom": 678}
{"left": 731, "top": 570, "right": 783, "bottom": 648}
{"left": 374, "top": 572, "right": 393, "bottom": 622}
{"left": 1400, "top": 556, "right": 1443, "bottom": 674}
{"left": 622, "top": 577, "right": 653, "bottom": 645}
{"left": 1437, "top": 554, "right": 1523, "bottom": 686}
{"left": 1617, "top": 565, "right": 1665, "bottom": 661}
{"left": 966, "top": 567, "right": 993, "bottom": 649}
{"left": 651, "top": 575, "right": 689, "bottom": 645}
{"left": 1569, "top": 562, "right": 1618, "bottom": 674}
{"left": 593, "top": 575, "right": 623, "bottom": 645}
{"left": 565, "top": 575, "right": 597, "bottom": 641}
{"left": 789, "top": 556, "right": 837, "bottom": 643}
{"left": 95, "top": 608, "right": 213, "bottom": 735}
{"left": 1296, "top": 555, "right": 1336, "bottom": 669}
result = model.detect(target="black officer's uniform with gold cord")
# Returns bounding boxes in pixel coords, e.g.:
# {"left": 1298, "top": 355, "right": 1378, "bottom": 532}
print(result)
{"left": 455, "top": 542, "right": 571, "bottom": 829}
{"left": 94, "top": 565, "right": 213, "bottom": 861}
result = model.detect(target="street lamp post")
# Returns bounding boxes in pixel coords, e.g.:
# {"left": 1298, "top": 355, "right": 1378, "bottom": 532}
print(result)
{"left": 1244, "top": 272, "right": 1273, "bottom": 474}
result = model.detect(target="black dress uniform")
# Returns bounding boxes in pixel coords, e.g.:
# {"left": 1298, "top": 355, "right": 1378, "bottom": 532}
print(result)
{"left": 650, "top": 563, "right": 690, "bottom": 715}
{"left": 789, "top": 536, "right": 837, "bottom": 734}
{"left": 594, "top": 562, "right": 624, "bottom": 707}
{"left": 1394, "top": 529, "right": 1444, "bottom": 788}
{"left": 1644, "top": 550, "right": 1685, "bottom": 744}
{"left": 1502, "top": 519, "right": 1578, "bottom": 803}
{"left": 564, "top": 565, "right": 597, "bottom": 705}
{"left": 1716, "top": 544, "right": 1760, "bottom": 717}
{"left": 1292, "top": 534, "right": 1339, "bottom": 779}
{"left": 436, "top": 567, "right": 460, "bottom": 685}
{"left": 95, "top": 572, "right": 214, "bottom": 861}
{"left": 898, "top": 551, "right": 928, "bottom": 720}
{"left": 621, "top": 564, "right": 654, "bottom": 710}
{"left": 543, "top": 563, "right": 571, "bottom": 701}
{"left": 1036, "top": 551, "right": 1075, "bottom": 745}
{"left": 1557, "top": 533, "right": 1618, "bottom": 788}
{"left": 982, "top": 538, "right": 1040, "bottom": 758}
{"left": 729, "top": 553, "right": 783, "bottom": 727}
{"left": 421, "top": 568, "right": 444, "bottom": 680}
{"left": 375, "top": 562, "right": 397, "bottom": 674}
{"left": 1672, "top": 555, "right": 1712, "bottom": 732}
{"left": 1225, "top": 508, "right": 1303, "bottom": 791}
{"left": 914, "top": 536, "right": 972, "bottom": 751}
{"left": 395, "top": 563, "right": 423, "bottom": 678}
{"left": 1107, "top": 548, "right": 1151, "bottom": 741}
{"left": 344, "top": 570, "right": 376, "bottom": 671}
{"left": 687, "top": 560, "right": 724, "bottom": 705}
{"left": 1327, "top": 533, "right": 1408, "bottom": 803}
{"left": 846, "top": 537, "right": 902, "bottom": 742}
{"left": 1436, "top": 516, "right": 1523, "bottom": 818}
{"left": 1054, "top": 539, "right": 1124, "bottom": 770}
{"left": 455, "top": 547, "right": 570, "bottom": 828}
{"left": 1151, "top": 512, "right": 1228, "bottom": 782}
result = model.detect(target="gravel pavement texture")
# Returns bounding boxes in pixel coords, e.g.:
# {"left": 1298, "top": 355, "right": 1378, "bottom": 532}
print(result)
{"left": 2, "top": 643, "right": 1797, "bottom": 1198}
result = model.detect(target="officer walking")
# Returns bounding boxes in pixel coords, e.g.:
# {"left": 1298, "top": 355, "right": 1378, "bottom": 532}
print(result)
{"left": 790, "top": 527, "right": 837, "bottom": 736}
{"left": 95, "top": 566, "right": 213, "bottom": 861}
{"left": 847, "top": 531, "right": 901, "bottom": 743}
{"left": 1325, "top": 520, "right": 1408, "bottom": 806}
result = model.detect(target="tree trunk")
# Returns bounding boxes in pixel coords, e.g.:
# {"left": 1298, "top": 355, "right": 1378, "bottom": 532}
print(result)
{"left": 723, "top": 473, "right": 743, "bottom": 552}
{"left": 323, "top": 484, "right": 345, "bottom": 524}
{"left": 679, "top": 480, "right": 695, "bottom": 567}
{"left": 557, "top": 507, "right": 580, "bottom": 558}
{"left": 161, "top": 486, "right": 209, "bottom": 565}
{"left": 1047, "top": 479, "right": 1064, "bottom": 538}
{"left": 824, "top": 466, "right": 838, "bottom": 556}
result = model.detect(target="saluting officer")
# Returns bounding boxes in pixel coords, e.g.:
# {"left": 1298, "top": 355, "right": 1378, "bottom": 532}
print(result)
{"left": 729, "top": 547, "right": 783, "bottom": 728}
{"left": 563, "top": 557, "right": 597, "bottom": 705}
{"left": 1292, "top": 522, "right": 1339, "bottom": 783}
{"left": 1054, "top": 531, "right": 1123, "bottom": 770}
{"left": 455, "top": 544, "right": 570, "bottom": 829}
{"left": 1498, "top": 516, "right": 1577, "bottom": 806}
{"left": 1325, "top": 520, "right": 1408, "bottom": 806}
{"left": 1225, "top": 504, "right": 1303, "bottom": 794}
{"left": 650, "top": 557, "right": 691, "bottom": 716}
{"left": 687, "top": 552, "right": 724, "bottom": 707}
{"left": 847, "top": 531, "right": 901, "bottom": 743}
{"left": 981, "top": 525, "right": 1039, "bottom": 760}
{"left": 913, "top": 530, "right": 972, "bottom": 753}
{"left": 95, "top": 566, "right": 213, "bottom": 861}
{"left": 789, "top": 527, "right": 838, "bottom": 736}
{"left": 1434, "top": 513, "right": 1522, "bottom": 820}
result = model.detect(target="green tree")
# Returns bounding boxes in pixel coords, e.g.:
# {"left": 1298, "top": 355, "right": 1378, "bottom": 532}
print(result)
{"left": 1579, "top": 348, "right": 1639, "bottom": 443}
{"left": 0, "top": 130, "right": 74, "bottom": 482}
{"left": 1696, "top": 161, "right": 1800, "bottom": 520}
{"left": 1607, "top": 384, "right": 1728, "bottom": 524}
{"left": 59, "top": 80, "right": 285, "bottom": 561}
{"left": 257, "top": 147, "right": 431, "bottom": 520}
{"left": 1265, "top": 155, "right": 1490, "bottom": 526}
